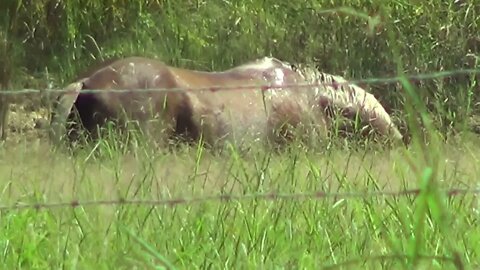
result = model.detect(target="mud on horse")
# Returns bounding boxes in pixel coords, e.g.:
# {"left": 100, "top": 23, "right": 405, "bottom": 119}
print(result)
{"left": 49, "top": 56, "right": 403, "bottom": 148}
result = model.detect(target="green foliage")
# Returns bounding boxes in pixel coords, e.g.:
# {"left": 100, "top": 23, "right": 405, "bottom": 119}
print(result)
{"left": 0, "top": 140, "right": 478, "bottom": 269}
{"left": 1, "top": 0, "right": 478, "bottom": 123}
{"left": 0, "top": 1, "right": 479, "bottom": 268}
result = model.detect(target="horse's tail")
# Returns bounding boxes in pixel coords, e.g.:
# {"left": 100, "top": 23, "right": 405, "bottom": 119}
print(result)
{"left": 49, "top": 80, "right": 84, "bottom": 145}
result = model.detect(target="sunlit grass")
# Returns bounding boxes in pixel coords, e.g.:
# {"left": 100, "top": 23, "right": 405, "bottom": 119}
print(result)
{"left": 0, "top": 133, "right": 478, "bottom": 268}
{"left": 0, "top": 0, "right": 479, "bottom": 269}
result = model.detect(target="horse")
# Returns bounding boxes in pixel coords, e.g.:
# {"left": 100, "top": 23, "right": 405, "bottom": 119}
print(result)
{"left": 49, "top": 56, "right": 403, "bottom": 149}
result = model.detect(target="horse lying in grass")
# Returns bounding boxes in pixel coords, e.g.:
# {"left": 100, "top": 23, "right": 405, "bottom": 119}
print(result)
{"left": 49, "top": 56, "right": 404, "bottom": 149}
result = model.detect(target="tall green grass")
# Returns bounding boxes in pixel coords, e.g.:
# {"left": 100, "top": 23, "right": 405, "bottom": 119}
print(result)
{"left": 0, "top": 1, "right": 478, "bottom": 269}
{"left": 1, "top": 132, "right": 479, "bottom": 268}
{"left": 1, "top": 0, "right": 479, "bottom": 123}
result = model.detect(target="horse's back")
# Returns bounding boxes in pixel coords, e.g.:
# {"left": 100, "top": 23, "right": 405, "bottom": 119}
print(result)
{"left": 52, "top": 56, "right": 332, "bottom": 148}
{"left": 167, "top": 57, "right": 326, "bottom": 146}
{"left": 79, "top": 57, "right": 179, "bottom": 114}
{"left": 82, "top": 57, "right": 172, "bottom": 88}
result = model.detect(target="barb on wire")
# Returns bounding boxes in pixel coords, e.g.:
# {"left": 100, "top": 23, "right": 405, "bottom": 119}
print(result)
{"left": 0, "top": 188, "right": 478, "bottom": 212}
{"left": 0, "top": 68, "right": 478, "bottom": 95}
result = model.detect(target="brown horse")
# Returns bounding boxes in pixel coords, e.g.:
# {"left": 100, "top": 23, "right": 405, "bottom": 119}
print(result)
{"left": 49, "top": 56, "right": 403, "bottom": 149}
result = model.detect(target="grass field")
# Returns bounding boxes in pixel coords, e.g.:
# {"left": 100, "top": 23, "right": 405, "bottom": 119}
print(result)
{"left": 0, "top": 124, "right": 478, "bottom": 269}
{"left": 1, "top": 0, "right": 480, "bottom": 269}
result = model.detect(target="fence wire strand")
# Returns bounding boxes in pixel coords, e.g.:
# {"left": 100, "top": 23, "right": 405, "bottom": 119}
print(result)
{"left": 0, "top": 68, "right": 478, "bottom": 95}
{"left": 1, "top": 188, "right": 478, "bottom": 212}
{"left": 0, "top": 68, "right": 479, "bottom": 212}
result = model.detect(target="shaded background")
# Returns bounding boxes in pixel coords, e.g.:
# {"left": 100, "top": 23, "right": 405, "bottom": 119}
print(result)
{"left": 0, "top": 0, "right": 479, "bottom": 135}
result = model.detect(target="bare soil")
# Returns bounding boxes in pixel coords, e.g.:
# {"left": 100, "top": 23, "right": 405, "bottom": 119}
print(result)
{"left": 4, "top": 103, "right": 50, "bottom": 144}
{"left": 4, "top": 98, "right": 480, "bottom": 146}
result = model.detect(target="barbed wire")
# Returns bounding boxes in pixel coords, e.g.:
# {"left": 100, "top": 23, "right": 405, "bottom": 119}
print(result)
{"left": 1, "top": 187, "right": 478, "bottom": 212}
{"left": 0, "top": 68, "right": 479, "bottom": 212}
{"left": 0, "top": 68, "right": 478, "bottom": 95}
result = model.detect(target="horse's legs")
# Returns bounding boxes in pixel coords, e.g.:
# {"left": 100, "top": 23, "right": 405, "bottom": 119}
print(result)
{"left": 266, "top": 99, "right": 304, "bottom": 146}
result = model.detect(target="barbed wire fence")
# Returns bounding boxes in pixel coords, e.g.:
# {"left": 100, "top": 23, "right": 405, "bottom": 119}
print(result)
{"left": 0, "top": 67, "right": 479, "bottom": 213}
{"left": 1, "top": 188, "right": 479, "bottom": 212}
{"left": 0, "top": 67, "right": 478, "bottom": 269}
{"left": 0, "top": 67, "right": 478, "bottom": 95}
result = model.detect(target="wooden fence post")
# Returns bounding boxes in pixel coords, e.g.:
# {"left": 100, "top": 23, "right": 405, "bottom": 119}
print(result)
{"left": 0, "top": 31, "right": 10, "bottom": 142}
{"left": 0, "top": 90, "right": 9, "bottom": 141}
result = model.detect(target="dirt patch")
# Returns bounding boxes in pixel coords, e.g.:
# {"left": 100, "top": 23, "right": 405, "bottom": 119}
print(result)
{"left": 4, "top": 98, "right": 480, "bottom": 146}
{"left": 5, "top": 103, "right": 50, "bottom": 143}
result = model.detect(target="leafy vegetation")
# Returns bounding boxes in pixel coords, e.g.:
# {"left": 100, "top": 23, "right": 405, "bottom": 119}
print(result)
{"left": 2, "top": 1, "right": 479, "bottom": 120}
{"left": 0, "top": 0, "right": 479, "bottom": 268}
{"left": 0, "top": 137, "right": 479, "bottom": 269}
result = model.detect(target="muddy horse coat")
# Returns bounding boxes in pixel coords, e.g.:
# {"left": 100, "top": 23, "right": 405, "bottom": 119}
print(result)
{"left": 49, "top": 56, "right": 403, "bottom": 147}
